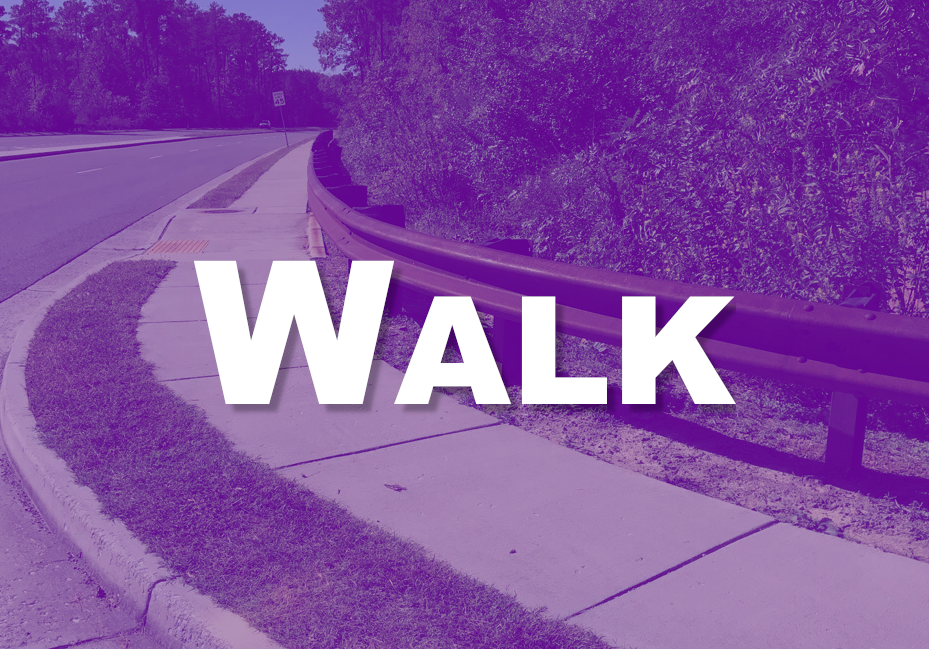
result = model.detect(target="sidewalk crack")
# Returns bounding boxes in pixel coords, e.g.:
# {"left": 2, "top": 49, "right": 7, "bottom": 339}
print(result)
{"left": 46, "top": 577, "right": 169, "bottom": 648}
{"left": 564, "top": 519, "right": 779, "bottom": 620}
{"left": 274, "top": 422, "right": 504, "bottom": 469}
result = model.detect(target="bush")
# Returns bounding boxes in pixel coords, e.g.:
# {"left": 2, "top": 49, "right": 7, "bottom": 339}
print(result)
{"left": 320, "top": 0, "right": 929, "bottom": 314}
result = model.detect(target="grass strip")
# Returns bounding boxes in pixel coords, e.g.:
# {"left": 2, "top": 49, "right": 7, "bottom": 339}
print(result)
{"left": 25, "top": 260, "right": 614, "bottom": 649}
{"left": 189, "top": 137, "right": 311, "bottom": 209}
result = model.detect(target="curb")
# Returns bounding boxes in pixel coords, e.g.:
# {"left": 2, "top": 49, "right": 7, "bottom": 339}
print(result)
{"left": 0, "top": 178, "right": 295, "bottom": 647}
{"left": 138, "top": 143, "right": 298, "bottom": 254}
{"left": 0, "top": 129, "right": 291, "bottom": 162}
{"left": 0, "top": 261, "right": 286, "bottom": 649}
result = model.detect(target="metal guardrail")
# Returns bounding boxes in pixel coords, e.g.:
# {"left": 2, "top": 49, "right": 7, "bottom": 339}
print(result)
{"left": 306, "top": 130, "right": 929, "bottom": 477}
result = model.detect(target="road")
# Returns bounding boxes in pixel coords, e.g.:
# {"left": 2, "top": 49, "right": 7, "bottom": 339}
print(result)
{"left": 0, "top": 132, "right": 311, "bottom": 647}
{"left": 0, "top": 131, "right": 312, "bottom": 303}
{"left": 0, "top": 129, "right": 262, "bottom": 154}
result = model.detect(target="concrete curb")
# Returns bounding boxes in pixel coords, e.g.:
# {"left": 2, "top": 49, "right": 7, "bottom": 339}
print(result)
{"left": 0, "top": 129, "right": 287, "bottom": 162}
{"left": 0, "top": 260, "right": 287, "bottom": 649}
{"left": 0, "top": 290, "right": 171, "bottom": 614}
{"left": 0, "top": 156, "right": 297, "bottom": 645}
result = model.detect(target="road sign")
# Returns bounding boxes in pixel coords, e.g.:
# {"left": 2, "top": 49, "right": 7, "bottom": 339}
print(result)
{"left": 273, "top": 91, "right": 289, "bottom": 147}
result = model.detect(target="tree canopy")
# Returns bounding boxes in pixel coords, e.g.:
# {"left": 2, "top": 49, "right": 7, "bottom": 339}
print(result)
{"left": 0, "top": 0, "right": 337, "bottom": 130}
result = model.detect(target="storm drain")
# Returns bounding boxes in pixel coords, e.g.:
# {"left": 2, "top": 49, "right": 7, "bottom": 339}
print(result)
{"left": 146, "top": 240, "right": 210, "bottom": 254}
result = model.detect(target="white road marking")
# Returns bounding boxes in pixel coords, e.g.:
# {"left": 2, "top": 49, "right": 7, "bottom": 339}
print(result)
{"left": 149, "top": 155, "right": 162, "bottom": 159}
{"left": 189, "top": 149, "right": 199, "bottom": 152}
{"left": 77, "top": 167, "right": 103, "bottom": 174}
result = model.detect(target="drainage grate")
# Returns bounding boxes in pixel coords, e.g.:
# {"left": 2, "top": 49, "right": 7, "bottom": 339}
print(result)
{"left": 202, "top": 209, "right": 243, "bottom": 214}
{"left": 146, "top": 240, "right": 210, "bottom": 254}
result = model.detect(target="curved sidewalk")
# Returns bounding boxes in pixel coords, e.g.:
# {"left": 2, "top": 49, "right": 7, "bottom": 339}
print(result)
{"left": 6, "top": 139, "right": 929, "bottom": 648}
{"left": 137, "top": 149, "right": 929, "bottom": 645}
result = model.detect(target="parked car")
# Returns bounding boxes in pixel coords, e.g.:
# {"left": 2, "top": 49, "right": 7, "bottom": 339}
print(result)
{"left": 259, "top": 120, "right": 271, "bottom": 128}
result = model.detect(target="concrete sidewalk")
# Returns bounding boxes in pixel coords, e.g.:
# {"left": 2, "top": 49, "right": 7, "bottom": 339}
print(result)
{"left": 26, "top": 141, "right": 929, "bottom": 647}
{"left": 136, "top": 143, "right": 929, "bottom": 647}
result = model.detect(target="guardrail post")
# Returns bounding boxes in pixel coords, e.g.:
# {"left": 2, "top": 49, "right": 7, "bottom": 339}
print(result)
{"left": 385, "top": 283, "right": 403, "bottom": 318}
{"left": 387, "top": 287, "right": 430, "bottom": 326}
{"left": 492, "top": 316, "right": 521, "bottom": 387}
{"left": 607, "top": 384, "right": 665, "bottom": 418}
{"left": 317, "top": 171, "right": 352, "bottom": 186}
{"left": 328, "top": 185, "right": 368, "bottom": 208}
{"left": 824, "top": 392, "right": 867, "bottom": 476}
{"left": 357, "top": 205, "right": 406, "bottom": 228}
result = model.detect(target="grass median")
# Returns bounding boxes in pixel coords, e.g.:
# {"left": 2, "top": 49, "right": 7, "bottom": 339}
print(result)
{"left": 24, "top": 259, "right": 614, "bottom": 649}
{"left": 189, "top": 136, "right": 311, "bottom": 209}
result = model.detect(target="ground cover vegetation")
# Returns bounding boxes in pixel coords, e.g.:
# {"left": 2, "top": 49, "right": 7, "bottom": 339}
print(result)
{"left": 25, "top": 259, "right": 615, "bottom": 649}
{"left": 0, "top": 0, "right": 338, "bottom": 131}
{"left": 318, "top": 0, "right": 929, "bottom": 314}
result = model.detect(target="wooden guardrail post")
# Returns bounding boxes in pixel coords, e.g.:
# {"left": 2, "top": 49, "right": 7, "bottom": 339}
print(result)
{"left": 492, "top": 315, "right": 522, "bottom": 387}
{"left": 327, "top": 185, "right": 368, "bottom": 207}
{"left": 357, "top": 205, "right": 406, "bottom": 228}
{"left": 389, "top": 287, "right": 431, "bottom": 326}
{"left": 385, "top": 283, "right": 405, "bottom": 318}
{"left": 824, "top": 392, "right": 867, "bottom": 475}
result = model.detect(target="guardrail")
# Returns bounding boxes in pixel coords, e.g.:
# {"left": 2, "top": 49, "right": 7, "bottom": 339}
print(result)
{"left": 307, "top": 130, "right": 929, "bottom": 478}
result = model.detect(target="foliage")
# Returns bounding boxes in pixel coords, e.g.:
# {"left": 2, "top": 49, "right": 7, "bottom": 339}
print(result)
{"left": 317, "top": 0, "right": 929, "bottom": 313}
{"left": 0, "top": 0, "right": 338, "bottom": 130}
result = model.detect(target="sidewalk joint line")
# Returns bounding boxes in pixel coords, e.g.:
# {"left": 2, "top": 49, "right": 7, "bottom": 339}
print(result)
{"left": 163, "top": 373, "right": 221, "bottom": 382}
{"left": 155, "top": 214, "right": 178, "bottom": 242}
{"left": 141, "top": 318, "right": 206, "bottom": 324}
{"left": 48, "top": 625, "right": 145, "bottom": 649}
{"left": 273, "top": 422, "right": 504, "bottom": 470}
{"left": 162, "top": 364, "right": 309, "bottom": 382}
{"left": 142, "top": 577, "right": 169, "bottom": 622}
{"left": 563, "top": 519, "right": 780, "bottom": 620}
{"left": 45, "top": 574, "right": 165, "bottom": 648}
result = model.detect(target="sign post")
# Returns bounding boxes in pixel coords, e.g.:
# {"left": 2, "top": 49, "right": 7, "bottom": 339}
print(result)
{"left": 272, "top": 91, "right": 289, "bottom": 147}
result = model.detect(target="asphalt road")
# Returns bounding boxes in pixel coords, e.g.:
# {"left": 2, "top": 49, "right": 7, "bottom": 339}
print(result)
{"left": 0, "top": 131, "right": 311, "bottom": 303}
{"left": 0, "top": 132, "right": 314, "bottom": 646}
{"left": 0, "top": 128, "right": 259, "bottom": 153}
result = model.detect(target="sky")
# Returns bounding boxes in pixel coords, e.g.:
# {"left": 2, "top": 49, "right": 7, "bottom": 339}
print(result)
{"left": 46, "top": 0, "right": 330, "bottom": 71}
{"left": 191, "top": 0, "right": 328, "bottom": 71}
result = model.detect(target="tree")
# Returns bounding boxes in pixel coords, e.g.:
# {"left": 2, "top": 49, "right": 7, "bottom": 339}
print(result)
{"left": 315, "top": 0, "right": 407, "bottom": 76}
{"left": 318, "top": 0, "right": 929, "bottom": 313}
{"left": 7, "top": 0, "right": 56, "bottom": 128}
{"left": 0, "top": 0, "right": 300, "bottom": 131}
